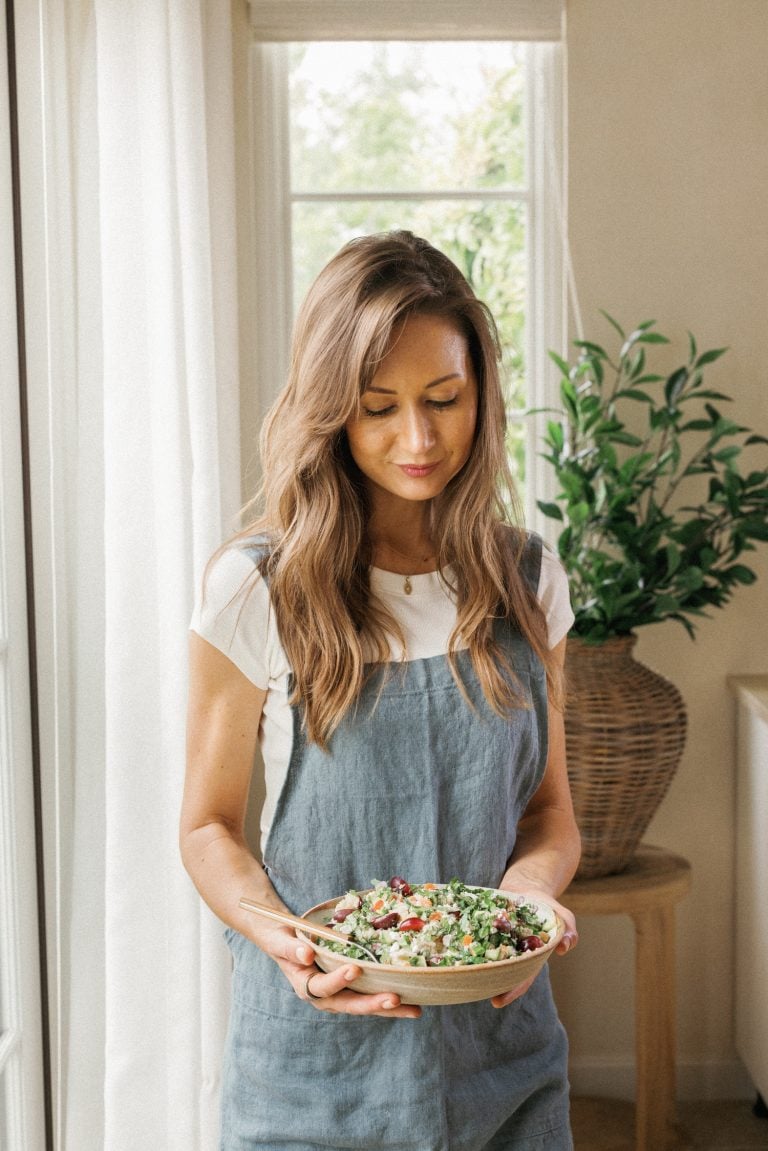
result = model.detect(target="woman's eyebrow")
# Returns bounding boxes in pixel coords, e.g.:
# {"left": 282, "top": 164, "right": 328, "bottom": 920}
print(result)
{"left": 364, "top": 373, "right": 462, "bottom": 395}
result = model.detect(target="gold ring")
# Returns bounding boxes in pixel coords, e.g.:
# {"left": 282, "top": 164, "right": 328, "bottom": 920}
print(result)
{"left": 303, "top": 972, "right": 323, "bottom": 1001}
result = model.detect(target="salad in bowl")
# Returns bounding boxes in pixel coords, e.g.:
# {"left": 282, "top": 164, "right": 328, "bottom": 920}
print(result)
{"left": 298, "top": 876, "right": 564, "bottom": 1005}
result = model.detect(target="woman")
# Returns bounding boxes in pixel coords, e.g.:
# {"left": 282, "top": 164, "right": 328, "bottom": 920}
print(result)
{"left": 182, "top": 231, "right": 580, "bottom": 1150}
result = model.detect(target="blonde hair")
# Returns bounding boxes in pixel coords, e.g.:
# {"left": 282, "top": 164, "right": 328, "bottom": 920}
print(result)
{"left": 232, "top": 231, "right": 560, "bottom": 746}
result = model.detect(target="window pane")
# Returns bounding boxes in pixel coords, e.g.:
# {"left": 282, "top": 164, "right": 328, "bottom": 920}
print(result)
{"left": 292, "top": 198, "right": 527, "bottom": 407}
{"left": 289, "top": 42, "right": 526, "bottom": 193}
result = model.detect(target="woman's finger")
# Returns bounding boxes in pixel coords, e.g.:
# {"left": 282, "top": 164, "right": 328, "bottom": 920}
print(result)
{"left": 296, "top": 964, "right": 422, "bottom": 1019}
{"left": 550, "top": 901, "right": 578, "bottom": 954}
{"left": 490, "top": 971, "right": 538, "bottom": 1009}
{"left": 249, "top": 922, "right": 315, "bottom": 968}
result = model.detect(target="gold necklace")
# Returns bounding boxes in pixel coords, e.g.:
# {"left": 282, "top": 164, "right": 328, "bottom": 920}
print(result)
{"left": 374, "top": 540, "right": 436, "bottom": 595}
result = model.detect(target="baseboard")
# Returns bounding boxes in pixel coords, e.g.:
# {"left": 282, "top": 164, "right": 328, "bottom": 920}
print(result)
{"left": 569, "top": 1056, "right": 755, "bottom": 1101}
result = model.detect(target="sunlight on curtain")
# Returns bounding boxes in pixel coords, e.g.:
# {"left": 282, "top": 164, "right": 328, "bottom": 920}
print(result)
{"left": 54, "top": 3, "right": 240, "bottom": 1146}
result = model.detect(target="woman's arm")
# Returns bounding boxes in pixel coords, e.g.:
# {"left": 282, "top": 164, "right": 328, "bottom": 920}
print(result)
{"left": 492, "top": 635, "right": 580, "bottom": 1006}
{"left": 180, "top": 632, "right": 420, "bottom": 1018}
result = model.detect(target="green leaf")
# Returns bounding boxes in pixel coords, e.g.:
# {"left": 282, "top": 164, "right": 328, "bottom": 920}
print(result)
{"left": 537, "top": 501, "right": 564, "bottom": 521}
{"left": 676, "top": 566, "right": 704, "bottom": 592}
{"left": 655, "top": 594, "right": 682, "bottom": 614}
{"left": 712, "top": 446, "right": 742, "bottom": 462}
{"left": 561, "top": 380, "right": 579, "bottom": 421}
{"left": 664, "top": 367, "right": 688, "bottom": 409}
{"left": 637, "top": 332, "right": 671, "bottom": 345}
{"left": 745, "top": 433, "right": 768, "bottom": 445}
{"left": 546, "top": 420, "right": 565, "bottom": 452}
{"left": 666, "top": 544, "right": 682, "bottom": 575}
{"left": 599, "top": 310, "right": 626, "bottom": 340}
{"left": 616, "top": 388, "right": 656, "bottom": 403}
{"left": 724, "top": 564, "right": 757, "bottom": 585}
{"left": 671, "top": 614, "right": 698, "bottom": 639}
{"left": 574, "top": 340, "right": 608, "bottom": 358}
{"left": 695, "top": 347, "right": 728, "bottom": 369}
{"left": 548, "top": 350, "right": 570, "bottom": 376}
{"left": 569, "top": 501, "right": 592, "bottom": 526}
{"left": 628, "top": 347, "right": 646, "bottom": 379}
{"left": 608, "top": 431, "right": 644, "bottom": 446}
{"left": 687, "top": 331, "right": 697, "bottom": 362}
{"left": 688, "top": 390, "right": 732, "bottom": 402}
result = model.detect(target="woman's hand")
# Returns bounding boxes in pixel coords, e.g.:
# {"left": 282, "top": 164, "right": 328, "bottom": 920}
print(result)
{"left": 490, "top": 889, "right": 578, "bottom": 1010}
{"left": 256, "top": 920, "right": 422, "bottom": 1019}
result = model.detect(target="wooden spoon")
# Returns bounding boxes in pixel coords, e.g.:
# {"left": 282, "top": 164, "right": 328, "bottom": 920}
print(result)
{"left": 239, "top": 896, "right": 380, "bottom": 964}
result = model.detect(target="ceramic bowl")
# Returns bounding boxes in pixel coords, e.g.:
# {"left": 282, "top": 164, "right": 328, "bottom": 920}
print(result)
{"left": 297, "top": 888, "right": 564, "bottom": 1006}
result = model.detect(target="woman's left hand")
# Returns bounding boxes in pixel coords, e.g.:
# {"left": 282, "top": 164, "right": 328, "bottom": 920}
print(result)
{"left": 489, "top": 889, "right": 578, "bottom": 1010}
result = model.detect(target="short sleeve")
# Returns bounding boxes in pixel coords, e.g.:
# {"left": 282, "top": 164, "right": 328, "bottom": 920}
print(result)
{"left": 190, "top": 546, "right": 272, "bottom": 689}
{"left": 537, "top": 545, "right": 574, "bottom": 648}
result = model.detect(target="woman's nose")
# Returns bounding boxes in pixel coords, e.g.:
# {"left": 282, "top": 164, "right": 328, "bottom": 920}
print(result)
{"left": 400, "top": 406, "right": 436, "bottom": 454}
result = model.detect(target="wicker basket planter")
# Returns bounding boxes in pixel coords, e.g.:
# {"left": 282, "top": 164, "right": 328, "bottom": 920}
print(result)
{"left": 564, "top": 634, "right": 687, "bottom": 879}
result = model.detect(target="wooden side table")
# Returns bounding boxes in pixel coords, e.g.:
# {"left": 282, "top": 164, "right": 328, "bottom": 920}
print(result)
{"left": 564, "top": 844, "right": 692, "bottom": 1151}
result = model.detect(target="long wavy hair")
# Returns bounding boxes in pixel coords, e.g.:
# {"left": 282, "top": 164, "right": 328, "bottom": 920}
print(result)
{"left": 229, "top": 231, "right": 561, "bottom": 746}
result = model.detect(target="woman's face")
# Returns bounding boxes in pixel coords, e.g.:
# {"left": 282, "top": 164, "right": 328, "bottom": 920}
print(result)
{"left": 345, "top": 313, "right": 478, "bottom": 514}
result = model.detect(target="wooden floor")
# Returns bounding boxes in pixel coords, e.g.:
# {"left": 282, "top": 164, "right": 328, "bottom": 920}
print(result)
{"left": 571, "top": 1096, "right": 768, "bottom": 1149}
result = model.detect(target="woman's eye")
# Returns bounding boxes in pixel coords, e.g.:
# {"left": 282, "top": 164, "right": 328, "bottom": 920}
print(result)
{"left": 361, "top": 396, "right": 458, "bottom": 417}
{"left": 363, "top": 405, "right": 396, "bottom": 418}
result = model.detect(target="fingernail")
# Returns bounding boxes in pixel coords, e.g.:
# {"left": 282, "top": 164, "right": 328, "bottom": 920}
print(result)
{"left": 344, "top": 967, "right": 357, "bottom": 981}
{"left": 382, "top": 998, "right": 396, "bottom": 1009}
{"left": 298, "top": 947, "right": 313, "bottom": 963}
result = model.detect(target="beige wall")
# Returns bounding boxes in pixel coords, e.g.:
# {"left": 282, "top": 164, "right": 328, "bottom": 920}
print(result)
{"left": 230, "top": 0, "right": 768, "bottom": 1098}
{"left": 550, "top": 0, "right": 768, "bottom": 1098}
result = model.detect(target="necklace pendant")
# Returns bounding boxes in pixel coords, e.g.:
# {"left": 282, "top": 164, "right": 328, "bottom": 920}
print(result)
{"left": 403, "top": 575, "right": 413, "bottom": 595}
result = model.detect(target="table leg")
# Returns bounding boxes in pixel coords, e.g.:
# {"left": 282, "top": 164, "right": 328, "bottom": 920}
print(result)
{"left": 632, "top": 904, "right": 677, "bottom": 1151}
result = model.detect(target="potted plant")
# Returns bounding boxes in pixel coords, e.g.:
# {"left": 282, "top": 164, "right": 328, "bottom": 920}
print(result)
{"left": 538, "top": 314, "right": 768, "bottom": 877}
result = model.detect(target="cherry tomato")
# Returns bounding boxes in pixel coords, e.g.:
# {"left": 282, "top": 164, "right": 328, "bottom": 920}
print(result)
{"left": 389, "top": 876, "right": 412, "bottom": 897}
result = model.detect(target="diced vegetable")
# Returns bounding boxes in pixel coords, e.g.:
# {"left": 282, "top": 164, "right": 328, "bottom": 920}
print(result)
{"left": 320, "top": 877, "right": 553, "bottom": 968}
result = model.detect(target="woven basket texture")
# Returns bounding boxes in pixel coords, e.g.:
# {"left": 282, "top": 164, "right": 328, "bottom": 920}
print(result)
{"left": 565, "top": 635, "right": 687, "bottom": 879}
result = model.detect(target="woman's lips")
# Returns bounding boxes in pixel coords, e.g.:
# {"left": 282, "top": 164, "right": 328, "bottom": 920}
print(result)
{"left": 397, "top": 462, "right": 441, "bottom": 478}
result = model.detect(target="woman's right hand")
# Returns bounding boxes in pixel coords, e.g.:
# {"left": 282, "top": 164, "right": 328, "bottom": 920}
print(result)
{"left": 254, "top": 921, "right": 422, "bottom": 1019}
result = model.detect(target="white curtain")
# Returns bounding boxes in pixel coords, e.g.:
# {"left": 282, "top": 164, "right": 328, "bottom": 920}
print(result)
{"left": 28, "top": 3, "right": 242, "bottom": 1146}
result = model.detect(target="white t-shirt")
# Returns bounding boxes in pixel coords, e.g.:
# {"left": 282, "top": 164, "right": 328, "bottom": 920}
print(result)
{"left": 191, "top": 543, "right": 574, "bottom": 851}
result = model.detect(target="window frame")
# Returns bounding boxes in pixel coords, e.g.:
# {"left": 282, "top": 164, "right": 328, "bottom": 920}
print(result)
{"left": 243, "top": 6, "right": 566, "bottom": 529}
{"left": 0, "top": 4, "right": 47, "bottom": 1146}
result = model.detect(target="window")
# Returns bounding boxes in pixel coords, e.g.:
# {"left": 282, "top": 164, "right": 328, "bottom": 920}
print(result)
{"left": 245, "top": 4, "right": 565, "bottom": 524}
{"left": 289, "top": 41, "right": 530, "bottom": 483}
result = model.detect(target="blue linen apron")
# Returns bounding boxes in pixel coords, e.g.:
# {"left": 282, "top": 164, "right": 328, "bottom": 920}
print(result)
{"left": 221, "top": 536, "right": 572, "bottom": 1150}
